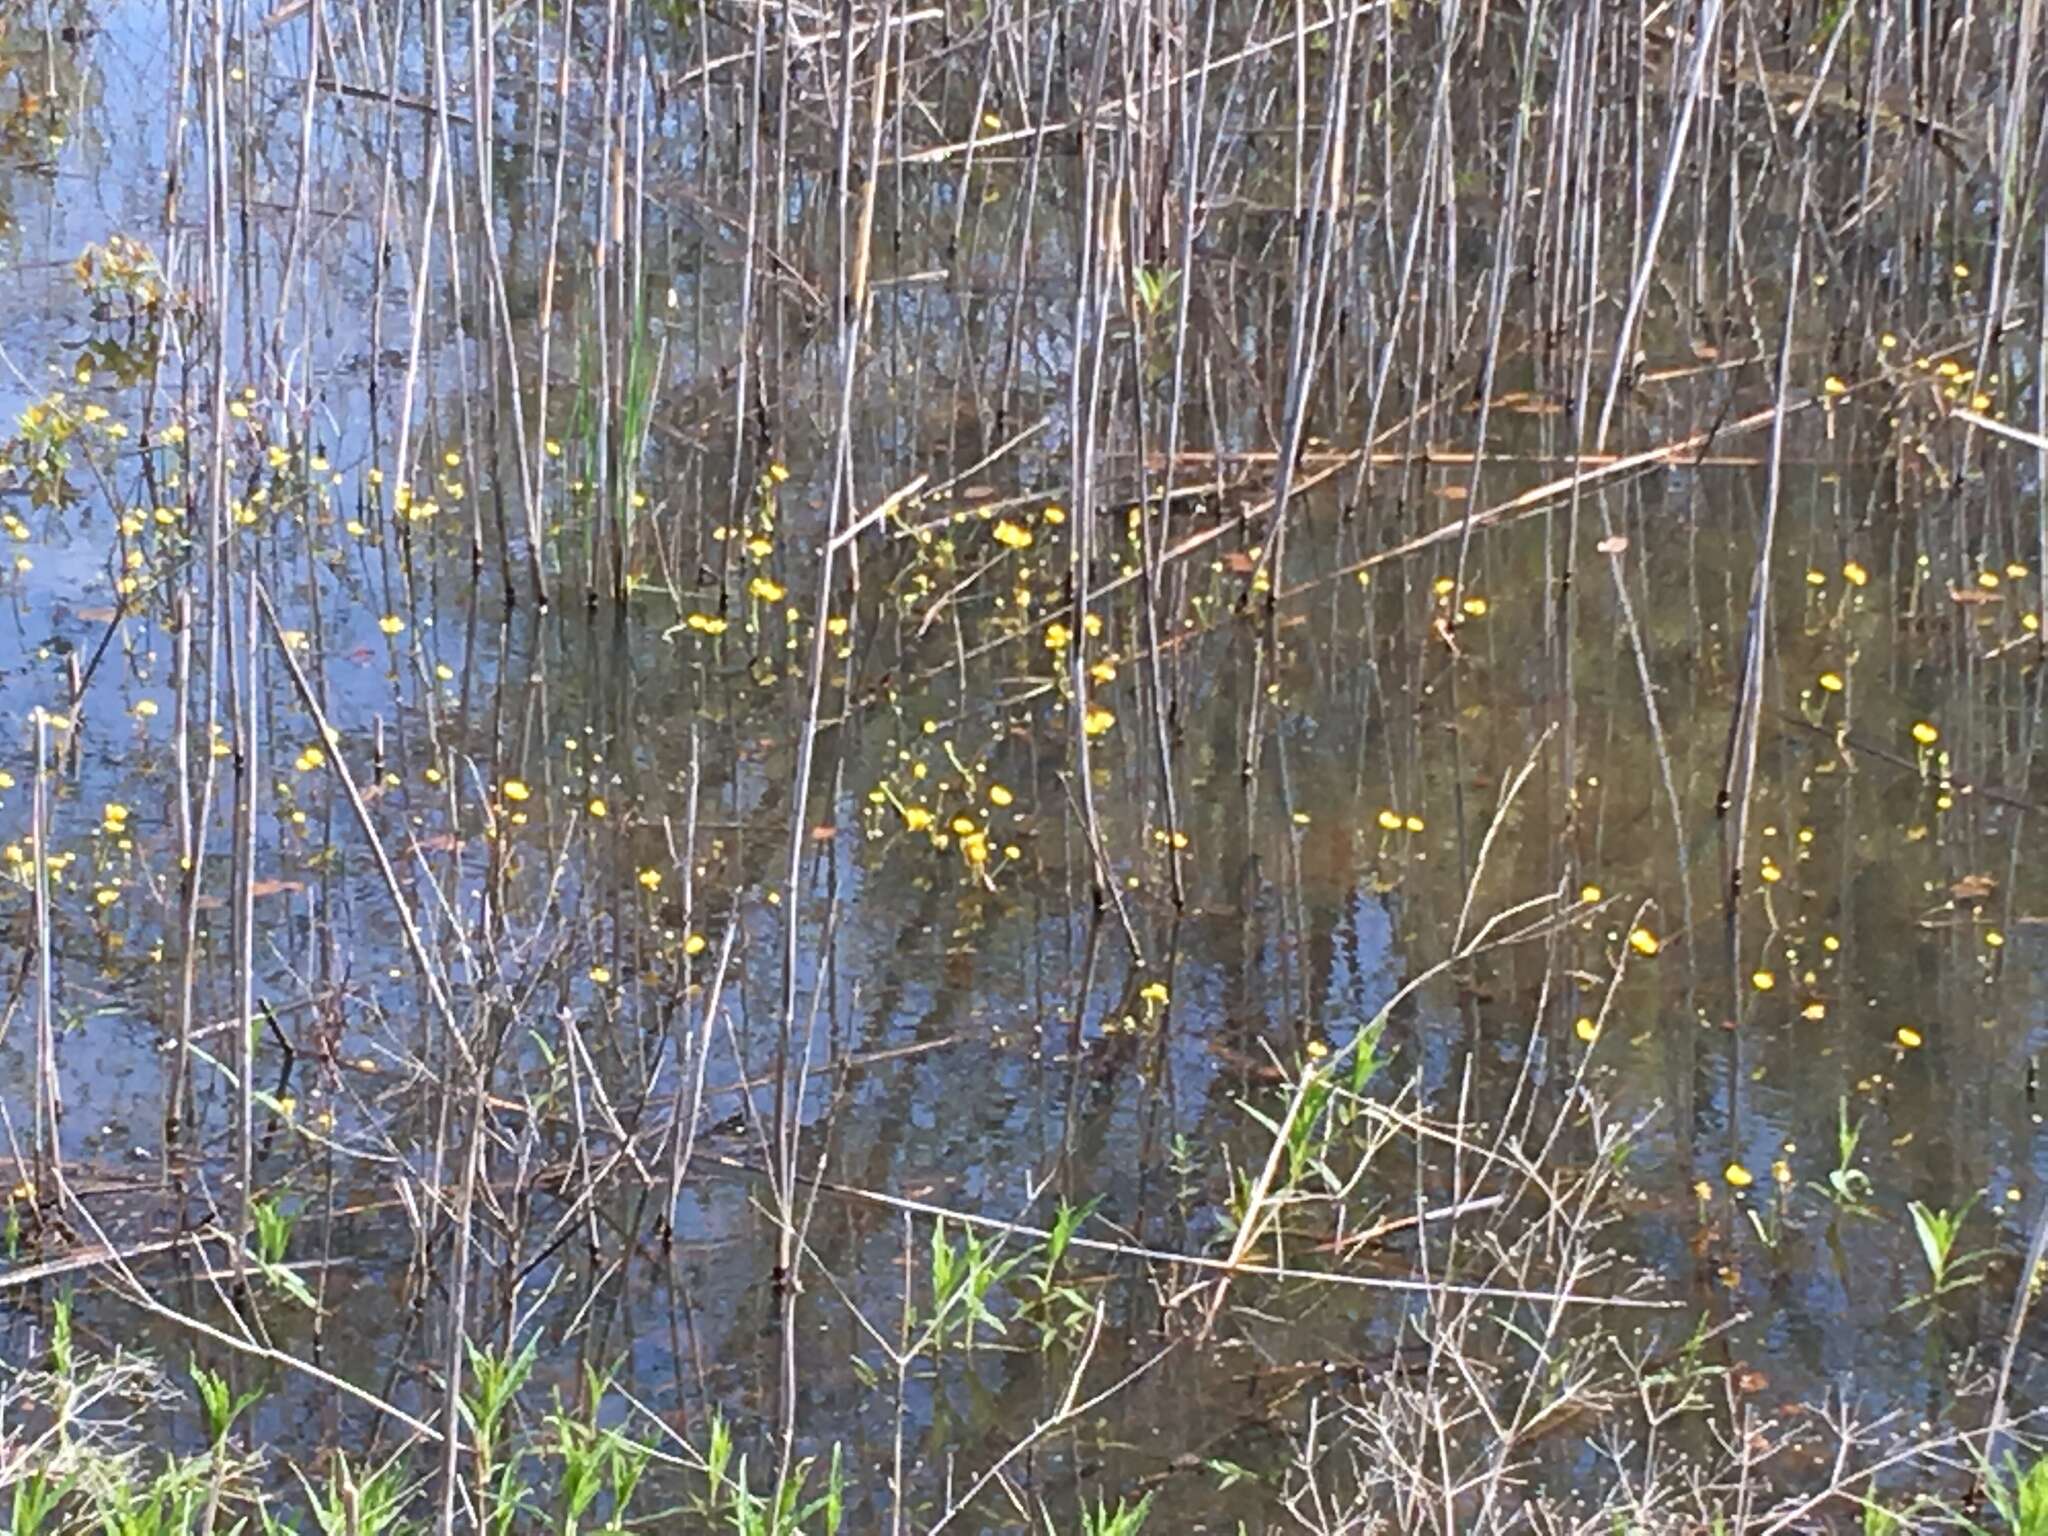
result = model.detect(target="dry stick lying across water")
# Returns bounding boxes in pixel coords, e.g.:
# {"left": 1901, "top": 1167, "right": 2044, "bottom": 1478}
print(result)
{"left": 700, "top": 1150, "right": 1675, "bottom": 1310}
{"left": 1277, "top": 397, "right": 1817, "bottom": 601}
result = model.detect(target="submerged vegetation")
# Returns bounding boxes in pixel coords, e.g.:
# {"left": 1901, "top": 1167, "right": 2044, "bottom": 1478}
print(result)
{"left": 1, "top": 0, "right": 2047, "bottom": 1527}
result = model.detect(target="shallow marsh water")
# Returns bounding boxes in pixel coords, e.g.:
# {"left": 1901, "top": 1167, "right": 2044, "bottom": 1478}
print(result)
{"left": 0, "top": 0, "right": 2046, "bottom": 1527}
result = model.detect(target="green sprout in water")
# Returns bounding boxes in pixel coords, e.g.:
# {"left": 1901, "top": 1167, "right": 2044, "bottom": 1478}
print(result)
{"left": 1897, "top": 1194, "right": 1990, "bottom": 1314}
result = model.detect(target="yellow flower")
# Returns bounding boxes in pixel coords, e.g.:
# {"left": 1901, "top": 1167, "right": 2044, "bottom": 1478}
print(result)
{"left": 1139, "top": 981, "right": 1169, "bottom": 1006}
{"left": 502, "top": 779, "right": 530, "bottom": 803}
{"left": 684, "top": 933, "right": 707, "bottom": 956}
{"left": 1843, "top": 560, "right": 1869, "bottom": 587}
{"left": 637, "top": 868, "right": 662, "bottom": 890}
{"left": 1574, "top": 1016, "right": 1599, "bottom": 1042}
{"left": 1403, "top": 815, "right": 1425, "bottom": 833}
{"left": 1082, "top": 706, "right": 1115, "bottom": 737}
{"left": 902, "top": 806, "right": 933, "bottom": 832}
{"left": 748, "top": 576, "right": 786, "bottom": 603}
{"left": 1818, "top": 671, "right": 1844, "bottom": 692}
{"left": 1628, "top": 927, "right": 1661, "bottom": 956}
{"left": 1044, "top": 622, "right": 1071, "bottom": 652}
{"left": 1723, "top": 1162, "right": 1754, "bottom": 1189}
{"left": 588, "top": 798, "right": 608, "bottom": 818}
{"left": 1579, "top": 883, "right": 1602, "bottom": 903}
{"left": 1751, "top": 970, "right": 1775, "bottom": 991}
{"left": 992, "top": 520, "right": 1033, "bottom": 550}
{"left": 379, "top": 614, "right": 404, "bottom": 635}
{"left": 589, "top": 965, "right": 612, "bottom": 984}
{"left": 1822, "top": 375, "right": 1847, "bottom": 396}
{"left": 988, "top": 784, "right": 1014, "bottom": 807}
{"left": 1460, "top": 596, "right": 1488, "bottom": 617}
{"left": 1895, "top": 1026, "right": 1923, "bottom": 1049}
{"left": 1911, "top": 721, "right": 1939, "bottom": 746}
{"left": 1376, "top": 809, "right": 1402, "bottom": 830}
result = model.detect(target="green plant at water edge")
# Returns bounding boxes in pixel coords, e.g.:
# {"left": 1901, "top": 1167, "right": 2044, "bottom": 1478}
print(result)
{"left": 1810, "top": 1097, "right": 1875, "bottom": 1212}
{"left": 719, "top": 1448, "right": 844, "bottom": 1536}
{"left": 293, "top": 1452, "right": 415, "bottom": 1536}
{"left": 1899, "top": 1194, "right": 1988, "bottom": 1310}
{"left": 1966, "top": 1451, "right": 2048, "bottom": 1536}
{"left": 8, "top": 1469, "right": 75, "bottom": 1536}
{"left": 247, "top": 1193, "right": 314, "bottom": 1309}
{"left": 545, "top": 1365, "right": 653, "bottom": 1536}
{"left": 926, "top": 1216, "right": 1025, "bottom": 1354}
{"left": 1060, "top": 1490, "right": 1153, "bottom": 1536}
{"left": 1017, "top": 1197, "right": 1100, "bottom": 1351}
{"left": 1131, "top": 266, "right": 1178, "bottom": 321}
{"left": 460, "top": 1336, "right": 540, "bottom": 1536}
{"left": 85, "top": 1456, "right": 211, "bottom": 1536}
{"left": 188, "top": 1358, "right": 262, "bottom": 1450}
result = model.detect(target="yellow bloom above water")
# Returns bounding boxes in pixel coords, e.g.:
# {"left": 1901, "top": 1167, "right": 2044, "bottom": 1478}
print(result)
{"left": 1082, "top": 706, "right": 1115, "bottom": 737}
{"left": 988, "top": 784, "right": 1014, "bottom": 807}
{"left": 587, "top": 797, "right": 608, "bottom": 818}
{"left": 502, "top": 779, "right": 530, "bottom": 803}
{"left": 1842, "top": 560, "right": 1869, "bottom": 587}
{"left": 1751, "top": 970, "right": 1775, "bottom": 991}
{"left": 1724, "top": 1162, "right": 1754, "bottom": 1189}
{"left": 637, "top": 867, "right": 662, "bottom": 890}
{"left": 748, "top": 576, "right": 786, "bottom": 603}
{"left": 993, "top": 520, "right": 1034, "bottom": 550}
{"left": 1818, "top": 671, "right": 1844, "bottom": 692}
{"left": 1574, "top": 1016, "right": 1599, "bottom": 1042}
{"left": 1628, "top": 927, "right": 1661, "bottom": 956}
{"left": 1895, "top": 1026, "right": 1923, "bottom": 1049}
{"left": 379, "top": 614, "right": 404, "bottom": 635}
{"left": 1910, "top": 721, "right": 1939, "bottom": 746}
